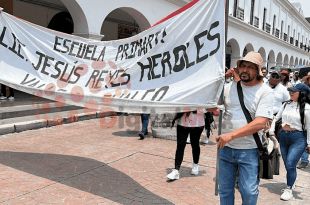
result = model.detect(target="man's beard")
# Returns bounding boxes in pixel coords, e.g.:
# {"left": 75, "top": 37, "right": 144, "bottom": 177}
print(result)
{"left": 240, "top": 72, "right": 255, "bottom": 82}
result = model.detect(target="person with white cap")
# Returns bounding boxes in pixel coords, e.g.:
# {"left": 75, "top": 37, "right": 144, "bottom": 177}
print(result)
{"left": 216, "top": 51, "right": 274, "bottom": 205}
{"left": 269, "top": 83, "right": 310, "bottom": 201}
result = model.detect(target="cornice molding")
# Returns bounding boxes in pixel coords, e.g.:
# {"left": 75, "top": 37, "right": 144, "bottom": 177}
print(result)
{"left": 277, "top": 0, "right": 310, "bottom": 30}
{"left": 228, "top": 16, "right": 309, "bottom": 56}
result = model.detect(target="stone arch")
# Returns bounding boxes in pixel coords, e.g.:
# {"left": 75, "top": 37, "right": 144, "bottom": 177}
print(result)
{"left": 299, "top": 58, "right": 303, "bottom": 65}
{"left": 283, "top": 54, "right": 289, "bottom": 68}
{"left": 289, "top": 56, "right": 294, "bottom": 68}
{"left": 226, "top": 38, "right": 240, "bottom": 68}
{"left": 258, "top": 47, "right": 266, "bottom": 67}
{"left": 303, "top": 59, "right": 306, "bottom": 65}
{"left": 276, "top": 52, "right": 283, "bottom": 66}
{"left": 295, "top": 57, "right": 299, "bottom": 66}
{"left": 101, "top": 7, "right": 150, "bottom": 40}
{"left": 59, "top": 0, "right": 89, "bottom": 36}
{"left": 48, "top": 11, "right": 74, "bottom": 34}
{"left": 242, "top": 43, "right": 254, "bottom": 57}
{"left": 267, "top": 50, "right": 276, "bottom": 69}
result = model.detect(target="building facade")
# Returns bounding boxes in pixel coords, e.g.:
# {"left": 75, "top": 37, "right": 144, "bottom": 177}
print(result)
{"left": 1, "top": 0, "right": 310, "bottom": 69}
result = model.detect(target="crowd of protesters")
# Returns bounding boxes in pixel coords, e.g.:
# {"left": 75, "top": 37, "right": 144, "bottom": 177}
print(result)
{"left": 161, "top": 52, "right": 310, "bottom": 204}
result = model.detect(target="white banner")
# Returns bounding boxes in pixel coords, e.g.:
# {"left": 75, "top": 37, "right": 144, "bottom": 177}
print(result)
{"left": 0, "top": 0, "right": 225, "bottom": 114}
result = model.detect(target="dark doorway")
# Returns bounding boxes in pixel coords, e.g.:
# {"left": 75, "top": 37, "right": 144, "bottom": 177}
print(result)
{"left": 48, "top": 11, "right": 74, "bottom": 34}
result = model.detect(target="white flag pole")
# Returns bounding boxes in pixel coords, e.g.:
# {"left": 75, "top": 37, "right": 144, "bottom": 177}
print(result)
{"left": 215, "top": 0, "right": 229, "bottom": 196}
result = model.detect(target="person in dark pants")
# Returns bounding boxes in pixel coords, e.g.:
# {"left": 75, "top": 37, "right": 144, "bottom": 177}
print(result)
{"left": 138, "top": 114, "right": 150, "bottom": 140}
{"left": 0, "top": 84, "right": 14, "bottom": 100}
{"left": 167, "top": 111, "right": 205, "bottom": 180}
{"left": 201, "top": 112, "right": 214, "bottom": 144}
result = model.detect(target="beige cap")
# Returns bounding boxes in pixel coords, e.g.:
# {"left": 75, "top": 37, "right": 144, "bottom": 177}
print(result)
{"left": 237, "top": 51, "right": 264, "bottom": 76}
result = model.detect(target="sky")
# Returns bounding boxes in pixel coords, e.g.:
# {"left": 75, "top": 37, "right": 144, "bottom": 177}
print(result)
{"left": 293, "top": 0, "right": 310, "bottom": 17}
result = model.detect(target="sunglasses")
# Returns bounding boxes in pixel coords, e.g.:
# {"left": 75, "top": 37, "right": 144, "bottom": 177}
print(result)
{"left": 270, "top": 74, "right": 280, "bottom": 79}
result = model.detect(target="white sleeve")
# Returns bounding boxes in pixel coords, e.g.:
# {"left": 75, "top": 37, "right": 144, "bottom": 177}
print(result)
{"left": 269, "top": 103, "right": 286, "bottom": 135}
{"left": 283, "top": 89, "right": 290, "bottom": 102}
{"left": 255, "top": 89, "right": 274, "bottom": 119}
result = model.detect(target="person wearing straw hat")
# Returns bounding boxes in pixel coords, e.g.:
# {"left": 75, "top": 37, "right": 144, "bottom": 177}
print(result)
{"left": 216, "top": 51, "right": 274, "bottom": 205}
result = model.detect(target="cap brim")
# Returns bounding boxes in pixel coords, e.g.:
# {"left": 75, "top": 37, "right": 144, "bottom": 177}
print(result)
{"left": 287, "top": 87, "right": 299, "bottom": 92}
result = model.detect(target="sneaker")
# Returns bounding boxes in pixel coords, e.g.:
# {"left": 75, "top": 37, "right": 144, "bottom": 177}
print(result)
{"left": 280, "top": 187, "right": 293, "bottom": 201}
{"left": 186, "top": 137, "right": 191, "bottom": 144}
{"left": 0, "top": 96, "right": 6, "bottom": 100}
{"left": 167, "top": 169, "right": 180, "bottom": 180}
{"left": 201, "top": 138, "right": 209, "bottom": 144}
{"left": 138, "top": 132, "right": 145, "bottom": 140}
{"left": 191, "top": 163, "right": 199, "bottom": 175}
{"left": 297, "top": 161, "right": 308, "bottom": 169}
{"left": 8, "top": 96, "right": 14, "bottom": 101}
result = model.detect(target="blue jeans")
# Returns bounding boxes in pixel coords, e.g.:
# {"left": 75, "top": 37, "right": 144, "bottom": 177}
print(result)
{"left": 140, "top": 114, "right": 150, "bottom": 134}
{"left": 219, "top": 147, "right": 259, "bottom": 205}
{"left": 279, "top": 130, "right": 307, "bottom": 187}
{"left": 300, "top": 151, "right": 309, "bottom": 163}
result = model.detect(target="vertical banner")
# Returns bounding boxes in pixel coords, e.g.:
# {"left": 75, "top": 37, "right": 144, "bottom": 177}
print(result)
{"left": 0, "top": 0, "right": 225, "bottom": 113}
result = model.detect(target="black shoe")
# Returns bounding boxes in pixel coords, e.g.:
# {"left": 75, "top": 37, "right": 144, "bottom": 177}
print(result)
{"left": 138, "top": 132, "right": 145, "bottom": 140}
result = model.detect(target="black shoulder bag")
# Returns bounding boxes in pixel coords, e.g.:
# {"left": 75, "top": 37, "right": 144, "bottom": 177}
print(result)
{"left": 236, "top": 81, "right": 269, "bottom": 159}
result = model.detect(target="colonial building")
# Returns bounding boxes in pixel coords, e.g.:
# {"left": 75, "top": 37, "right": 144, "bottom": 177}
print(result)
{"left": 1, "top": 0, "right": 310, "bottom": 69}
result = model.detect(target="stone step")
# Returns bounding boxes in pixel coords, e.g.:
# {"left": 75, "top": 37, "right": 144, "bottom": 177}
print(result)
{"left": 0, "top": 108, "right": 115, "bottom": 136}
{"left": 0, "top": 102, "right": 81, "bottom": 120}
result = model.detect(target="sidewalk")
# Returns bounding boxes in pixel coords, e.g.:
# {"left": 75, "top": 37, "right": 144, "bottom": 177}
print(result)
{"left": 0, "top": 116, "right": 309, "bottom": 204}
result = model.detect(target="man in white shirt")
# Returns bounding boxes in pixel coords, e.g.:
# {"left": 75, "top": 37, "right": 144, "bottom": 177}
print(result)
{"left": 216, "top": 52, "right": 274, "bottom": 205}
{"left": 267, "top": 71, "right": 290, "bottom": 115}
{"left": 261, "top": 67, "right": 268, "bottom": 83}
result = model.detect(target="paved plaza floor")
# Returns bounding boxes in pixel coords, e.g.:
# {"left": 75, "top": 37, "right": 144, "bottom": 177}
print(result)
{"left": 0, "top": 115, "right": 309, "bottom": 204}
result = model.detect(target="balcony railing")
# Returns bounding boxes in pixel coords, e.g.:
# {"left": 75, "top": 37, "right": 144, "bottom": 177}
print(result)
{"left": 236, "top": 7, "right": 244, "bottom": 21}
{"left": 254, "top": 17, "right": 259, "bottom": 28}
{"left": 265, "top": 23, "right": 271, "bottom": 33}
{"left": 283, "top": 33, "right": 288, "bottom": 41}
{"left": 275, "top": 29, "right": 280, "bottom": 38}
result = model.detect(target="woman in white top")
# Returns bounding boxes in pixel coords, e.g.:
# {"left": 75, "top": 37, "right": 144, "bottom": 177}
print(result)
{"left": 166, "top": 110, "right": 205, "bottom": 180}
{"left": 269, "top": 83, "right": 310, "bottom": 201}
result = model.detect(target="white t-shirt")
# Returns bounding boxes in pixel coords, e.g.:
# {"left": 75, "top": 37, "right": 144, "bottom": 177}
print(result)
{"left": 268, "top": 83, "right": 290, "bottom": 114}
{"left": 222, "top": 81, "right": 274, "bottom": 149}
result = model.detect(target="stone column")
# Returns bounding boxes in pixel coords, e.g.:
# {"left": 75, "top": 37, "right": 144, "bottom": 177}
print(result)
{"left": 230, "top": 56, "right": 240, "bottom": 68}
{"left": 268, "top": 61, "right": 276, "bottom": 69}
{"left": 151, "top": 113, "right": 177, "bottom": 140}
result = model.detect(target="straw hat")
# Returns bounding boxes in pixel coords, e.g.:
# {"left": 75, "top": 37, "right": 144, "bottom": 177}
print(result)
{"left": 237, "top": 51, "right": 264, "bottom": 76}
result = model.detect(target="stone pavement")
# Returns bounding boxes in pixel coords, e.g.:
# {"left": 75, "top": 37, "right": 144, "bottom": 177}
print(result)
{"left": 0, "top": 116, "right": 309, "bottom": 205}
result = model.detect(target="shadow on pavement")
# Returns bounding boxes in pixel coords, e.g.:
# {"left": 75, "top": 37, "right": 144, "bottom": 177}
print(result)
{"left": 112, "top": 130, "right": 139, "bottom": 137}
{"left": 260, "top": 182, "right": 303, "bottom": 200}
{"left": 0, "top": 151, "right": 173, "bottom": 204}
{"left": 165, "top": 166, "right": 207, "bottom": 182}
